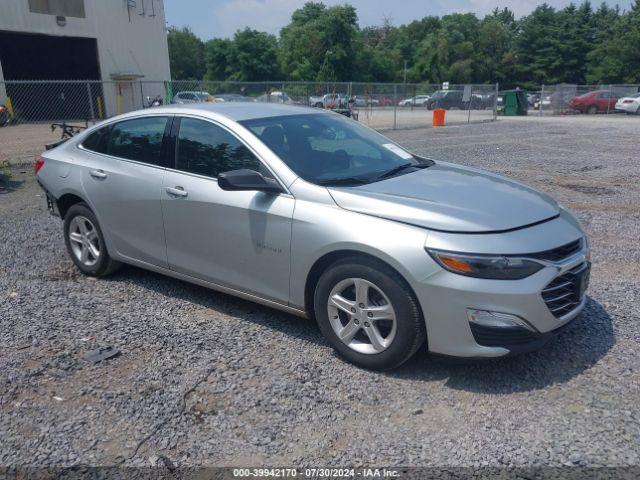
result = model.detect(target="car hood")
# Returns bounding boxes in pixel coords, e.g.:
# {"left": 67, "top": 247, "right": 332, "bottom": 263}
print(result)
{"left": 327, "top": 161, "right": 560, "bottom": 233}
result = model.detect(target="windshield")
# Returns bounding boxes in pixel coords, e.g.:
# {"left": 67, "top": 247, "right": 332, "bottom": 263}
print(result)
{"left": 240, "top": 113, "right": 432, "bottom": 186}
{"left": 195, "top": 93, "right": 210, "bottom": 101}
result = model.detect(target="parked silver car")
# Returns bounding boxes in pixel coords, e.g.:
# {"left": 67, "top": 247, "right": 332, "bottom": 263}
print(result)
{"left": 171, "top": 91, "right": 212, "bottom": 104}
{"left": 36, "top": 103, "right": 590, "bottom": 370}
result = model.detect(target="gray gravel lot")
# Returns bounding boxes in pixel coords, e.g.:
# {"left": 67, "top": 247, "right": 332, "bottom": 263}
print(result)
{"left": 0, "top": 115, "right": 639, "bottom": 469}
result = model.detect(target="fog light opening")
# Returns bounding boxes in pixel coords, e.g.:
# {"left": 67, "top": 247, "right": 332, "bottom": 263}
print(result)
{"left": 466, "top": 309, "right": 535, "bottom": 332}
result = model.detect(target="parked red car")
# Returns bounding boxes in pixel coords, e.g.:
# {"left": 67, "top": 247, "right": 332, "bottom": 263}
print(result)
{"left": 569, "top": 90, "right": 619, "bottom": 114}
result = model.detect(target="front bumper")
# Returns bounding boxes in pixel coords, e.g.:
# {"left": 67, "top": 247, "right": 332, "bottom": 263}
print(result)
{"left": 415, "top": 213, "right": 589, "bottom": 358}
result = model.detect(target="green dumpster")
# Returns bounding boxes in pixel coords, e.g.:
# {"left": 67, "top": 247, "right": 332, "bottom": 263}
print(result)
{"left": 497, "top": 90, "right": 528, "bottom": 116}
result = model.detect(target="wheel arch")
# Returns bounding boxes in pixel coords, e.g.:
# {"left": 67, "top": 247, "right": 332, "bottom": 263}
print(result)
{"left": 57, "top": 192, "right": 90, "bottom": 218}
{"left": 303, "top": 249, "right": 423, "bottom": 323}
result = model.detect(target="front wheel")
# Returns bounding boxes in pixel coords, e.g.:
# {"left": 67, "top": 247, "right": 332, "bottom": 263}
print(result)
{"left": 63, "top": 203, "right": 121, "bottom": 277}
{"left": 314, "top": 258, "right": 426, "bottom": 370}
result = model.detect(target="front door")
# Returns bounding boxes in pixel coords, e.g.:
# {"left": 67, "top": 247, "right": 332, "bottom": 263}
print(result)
{"left": 161, "top": 116, "right": 294, "bottom": 304}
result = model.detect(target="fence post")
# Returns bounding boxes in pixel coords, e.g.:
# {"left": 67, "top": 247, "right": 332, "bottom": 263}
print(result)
{"left": 86, "top": 82, "right": 96, "bottom": 121}
{"left": 493, "top": 83, "right": 499, "bottom": 120}
{"left": 607, "top": 84, "right": 612, "bottom": 115}
{"left": 539, "top": 85, "right": 545, "bottom": 116}
{"left": 467, "top": 85, "right": 472, "bottom": 123}
{"left": 393, "top": 83, "right": 398, "bottom": 130}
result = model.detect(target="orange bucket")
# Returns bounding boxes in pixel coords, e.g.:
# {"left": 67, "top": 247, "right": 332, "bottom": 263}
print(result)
{"left": 433, "top": 108, "right": 446, "bottom": 127}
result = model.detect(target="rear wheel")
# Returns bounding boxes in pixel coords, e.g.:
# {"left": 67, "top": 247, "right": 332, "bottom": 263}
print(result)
{"left": 314, "top": 257, "right": 426, "bottom": 370}
{"left": 63, "top": 203, "right": 121, "bottom": 277}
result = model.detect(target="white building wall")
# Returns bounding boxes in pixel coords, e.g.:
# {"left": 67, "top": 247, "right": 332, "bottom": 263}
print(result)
{"left": 0, "top": 0, "right": 171, "bottom": 116}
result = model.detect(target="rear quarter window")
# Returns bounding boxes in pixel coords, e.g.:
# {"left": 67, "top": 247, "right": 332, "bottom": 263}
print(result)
{"left": 81, "top": 125, "right": 111, "bottom": 154}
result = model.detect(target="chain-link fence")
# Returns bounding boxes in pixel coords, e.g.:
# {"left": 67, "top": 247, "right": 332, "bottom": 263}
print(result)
{"left": 0, "top": 80, "right": 498, "bottom": 131}
{"left": 535, "top": 84, "right": 640, "bottom": 115}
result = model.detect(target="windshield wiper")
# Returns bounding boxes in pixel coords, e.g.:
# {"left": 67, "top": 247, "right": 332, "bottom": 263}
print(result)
{"left": 374, "top": 162, "right": 429, "bottom": 181}
{"left": 316, "top": 176, "right": 370, "bottom": 186}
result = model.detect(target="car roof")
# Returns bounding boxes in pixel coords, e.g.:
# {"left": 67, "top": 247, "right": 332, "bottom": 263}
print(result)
{"left": 139, "top": 102, "right": 321, "bottom": 121}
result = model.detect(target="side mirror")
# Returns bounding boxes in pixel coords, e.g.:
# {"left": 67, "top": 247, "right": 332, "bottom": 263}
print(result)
{"left": 218, "top": 169, "right": 282, "bottom": 194}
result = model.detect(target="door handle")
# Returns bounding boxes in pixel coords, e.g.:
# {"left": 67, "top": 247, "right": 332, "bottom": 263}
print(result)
{"left": 166, "top": 186, "right": 188, "bottom": 198}
{"left": 89, "top": 169, "right": 107, "bottom": 179}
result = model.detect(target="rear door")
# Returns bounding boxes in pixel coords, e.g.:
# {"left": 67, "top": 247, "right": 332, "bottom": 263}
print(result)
{"left": 79, "top": 115, "right": 171, "bottom": 267}
{"left": 160, "top": 116, "right": 294, "bottom": 304}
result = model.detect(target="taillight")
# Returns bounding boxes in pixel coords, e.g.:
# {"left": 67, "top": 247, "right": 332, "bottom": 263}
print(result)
{"left": 0, "top": 105, "right": 5, "bottom": 113}
{"left": 623, "top": 99, "right": 633, "bottom": 104}
{"left": 34, "top": 157, "right": 45, "bottom": 174}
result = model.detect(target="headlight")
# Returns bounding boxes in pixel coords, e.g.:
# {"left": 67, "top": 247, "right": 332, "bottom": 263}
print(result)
{"left": 427, "top": 249, "right": 544, "bottom": 280}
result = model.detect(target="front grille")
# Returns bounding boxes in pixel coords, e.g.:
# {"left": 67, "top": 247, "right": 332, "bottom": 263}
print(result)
{"left": 469, "top": 323, "right": 538, "bottom": 347}
{"left": 541, "top": 262, "right": 590, "bottom": 318}
{"left": 527, "top": 239, "right": 582, "bottom": 262}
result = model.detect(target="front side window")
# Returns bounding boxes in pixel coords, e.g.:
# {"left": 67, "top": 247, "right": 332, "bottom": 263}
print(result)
{"left": 241, "top": 113, "right": 432, "bottom": 186}
{"left": 108, "top": 117, "right": 168, "bottom": 165}
{"left": 175, "top": 118, "right": 264, "bottom": 178}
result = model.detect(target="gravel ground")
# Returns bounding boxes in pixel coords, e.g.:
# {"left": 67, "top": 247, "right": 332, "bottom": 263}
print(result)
{"left": 0, "top": 115, "right": 639, "bottom": 470}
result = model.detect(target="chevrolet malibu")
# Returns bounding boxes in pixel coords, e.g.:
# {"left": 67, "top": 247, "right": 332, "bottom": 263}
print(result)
{"left": 36, "top": 103, "right": 590, "bottom": 370}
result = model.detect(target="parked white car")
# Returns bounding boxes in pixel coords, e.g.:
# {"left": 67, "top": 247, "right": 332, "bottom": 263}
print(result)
{"left": 171, "top": 91, "right": 213, "bottom": 104}
{"left": 614, "top": 93, "right": 640, "bottom": 114}
{"left": 399, "top": 94, "right": 431, "bottom": 107}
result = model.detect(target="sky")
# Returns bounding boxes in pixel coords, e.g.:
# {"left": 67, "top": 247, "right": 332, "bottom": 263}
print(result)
{"left": 164, "top": 0, "right": 634, "bottom": 40}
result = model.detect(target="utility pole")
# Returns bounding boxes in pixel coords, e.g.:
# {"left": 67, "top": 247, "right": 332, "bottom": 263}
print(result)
{"left": 403, "top": 59, "right": 408, "bottom": 84}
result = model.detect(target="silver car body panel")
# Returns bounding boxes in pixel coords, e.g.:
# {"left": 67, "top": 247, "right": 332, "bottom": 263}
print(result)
{"left": 37, "top": 103, "right": 589, "bottom": 359}
{"left": 328, "top": 161, "right": 560, "bottom": 233}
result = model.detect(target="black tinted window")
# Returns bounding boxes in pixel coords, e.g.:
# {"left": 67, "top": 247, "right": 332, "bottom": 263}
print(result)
{"left": 82, "top": 125, "right": 111, "bottom": 154}
{"left": 175, "top": 118, "right": 264, "bottom": 178}
{"left": 108, "top": 117, "right": 168, "bottom": 165}
{"left": 241, "top": 113, "right": 431, "bottom": 185}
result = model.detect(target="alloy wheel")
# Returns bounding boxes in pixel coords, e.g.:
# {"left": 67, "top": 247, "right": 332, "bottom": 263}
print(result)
{"left": 327, "top": 278, "right": 397, "bottom": 354}
{"left": 68, "top": 215, "right": 100, "bottom": 267}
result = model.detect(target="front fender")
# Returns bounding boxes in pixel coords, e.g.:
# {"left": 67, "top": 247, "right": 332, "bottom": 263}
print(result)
{"left": 289, "top": 199, "right": 436, "bottom": 309}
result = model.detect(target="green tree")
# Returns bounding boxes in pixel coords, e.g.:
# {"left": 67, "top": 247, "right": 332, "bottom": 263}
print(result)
{"left": 411, "top": 13, "right": 479, "bottom": 83}
{"left": 586, "top": 2, "right": 640, "bottom": 83}
{"left": 204, "top": 38, "right": 232, "bottom": 81}
{"left": 169, "top": 0, "right": 638, "bottom": 88}
{"left": 475, "top": 15, "right": 515, "bottom": 85}
{"left": 167, "top": 27, "right": 205, "bottom": 80}
{"left": 228, "top": 29, "right": 280, "bottom": 81}
{"left": 279, "top": 2, "right": 359, "bottom": 81}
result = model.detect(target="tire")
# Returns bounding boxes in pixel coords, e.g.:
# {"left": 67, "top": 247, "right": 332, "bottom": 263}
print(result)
{"left": 63, "top": 203, "right": 121, "bottom": 277}
{"left": 636, "top": 105, "right": 640, "bottom": 115}
{"left": 313, "top": 257, "right": 426, "bottom": 370}
{"left": 586, "top": 104, "right": 598, "bottom": 115}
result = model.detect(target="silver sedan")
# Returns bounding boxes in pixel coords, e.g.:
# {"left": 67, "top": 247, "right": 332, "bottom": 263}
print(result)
{"left": 36, "top": 103, "right": 590, "bottom": 370}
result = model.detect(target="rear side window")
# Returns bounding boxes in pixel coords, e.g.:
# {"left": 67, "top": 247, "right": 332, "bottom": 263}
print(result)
{"left": 82, "top": 125, "right": 111, "bottom": 154}
{"left": 175, "top": 117, "right": 265, "bottom": 178}
{"left": 108, "top": 117, "right": 168, "bottom": 165}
